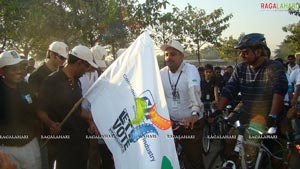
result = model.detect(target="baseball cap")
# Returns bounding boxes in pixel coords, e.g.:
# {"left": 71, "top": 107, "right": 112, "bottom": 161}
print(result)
{"left": 0, "top": 50, "right": 24, "bottom": 68}
{"left": 48, "top": 41, "right": 69, "bottom": 58}
{"left": 160, "top": 40, "right": 184, "bottom": 54}
{"left": 91, "top": 45, "right": 107, "bottom": 67}
{"left": 70, "top": 45, "right": 98, "bottom": 68}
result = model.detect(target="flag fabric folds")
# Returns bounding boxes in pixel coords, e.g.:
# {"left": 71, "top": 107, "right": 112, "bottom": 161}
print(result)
{"left": 84, "top": 31, "right": 180, "bottom": 169}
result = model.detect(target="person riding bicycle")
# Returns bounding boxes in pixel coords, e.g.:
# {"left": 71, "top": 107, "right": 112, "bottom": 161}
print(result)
{"left": 214, "top": 33, "right": 288, "bottom": 167}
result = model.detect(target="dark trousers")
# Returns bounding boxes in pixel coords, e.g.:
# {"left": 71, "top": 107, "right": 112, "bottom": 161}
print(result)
{"left": 173, "top": 120, "right": 205, "bottom": 169}
{"left": 99, "top": 144, "right": 114, "bottom": 169}
{"left": 48, "top": 139, "right": 89, "bottom": 169}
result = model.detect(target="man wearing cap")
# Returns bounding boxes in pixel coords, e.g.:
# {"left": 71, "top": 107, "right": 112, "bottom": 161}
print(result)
{"left": 38, "top": 45, "right": 98, "bottom": 169}
{"left": 80, "top": 44, "right": 107, "bottom": 95}
{"left": 29, "top": 41, "right": 68, "bottom": 97}
{"left": 80, "top": 44, "right": 114, "bottom": 169}
{"left": 160, "top": 40, "right": 205, "bottom": 169}
{"left": 0, "top": 50, "right": 42, "bottom": 169}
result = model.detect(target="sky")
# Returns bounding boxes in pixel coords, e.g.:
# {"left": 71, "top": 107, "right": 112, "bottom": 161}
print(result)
{"left": 159, "top": 0, "right": 300, "bottom": 56}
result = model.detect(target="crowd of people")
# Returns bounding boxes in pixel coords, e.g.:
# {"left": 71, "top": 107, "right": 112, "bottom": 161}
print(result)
{"left": 0, "top": 32, "right": 300, "bottom": 169}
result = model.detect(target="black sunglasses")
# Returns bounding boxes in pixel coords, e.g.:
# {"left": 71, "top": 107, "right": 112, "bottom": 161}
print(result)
{"left": 56, "top": 54, "right": 66, "bottom": 60}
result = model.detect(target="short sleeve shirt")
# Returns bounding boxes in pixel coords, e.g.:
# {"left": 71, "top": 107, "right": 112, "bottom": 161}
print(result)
{"left": 0, "top": 79, "right": 38, "bottom": 146}
{"left": 38, "top": 69, "right": 88, "bottom": 139}
{"left": 201, "top": 78, "right": 217, "bottom": 102}
{"left": 28, "top": 62, "right": 52, "bottom": 97}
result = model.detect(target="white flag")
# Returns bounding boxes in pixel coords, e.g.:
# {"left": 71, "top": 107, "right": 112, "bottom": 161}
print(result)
{"left": 84, "top": 31, "right": 180, "bottom": 169}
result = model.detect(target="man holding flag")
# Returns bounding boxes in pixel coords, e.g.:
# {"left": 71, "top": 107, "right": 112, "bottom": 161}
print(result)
{"left": 38, "top": 45, "right": 98, "bottom": 169}
{"left": 85, "top": 31, "right": 180, "bottom": 169}
{"left": 160, "top": 40, "right": 205, "bottom": 169}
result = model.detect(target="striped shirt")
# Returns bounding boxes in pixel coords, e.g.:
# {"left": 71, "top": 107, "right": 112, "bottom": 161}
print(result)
{"left": 221, "top": 59, "right": 288, "bottom": 122}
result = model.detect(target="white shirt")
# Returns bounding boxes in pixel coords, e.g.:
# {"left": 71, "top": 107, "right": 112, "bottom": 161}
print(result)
{"left": 80, "top": 71, "right": 99, "bottom": 112}
{"left": 294, "top": 71, "right": 300, "bottom": 102}
{"left": 290, "top": 68, "right": 300, "bottom": 93}
{"left": 80, "top": 71, "right": 99, "bottom": 95}
{"left": 160, "top": 62, "right": 203, "bottom": 121}
{"left": 288, "top": 64, "right": 299, "bottom": 75}
{"left": 285, "top": 73, "right": 292, "bottom": 102}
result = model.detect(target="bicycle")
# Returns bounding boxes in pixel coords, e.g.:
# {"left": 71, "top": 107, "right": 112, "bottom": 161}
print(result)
{"left": 202, "top": 103, "right": 234, "bottom": 156}
{"left": 171, "top": 121, "right": 187, "bottom": 169}
{"left": 202, "top": 102, "right": 215, "bottom": 155}
{"left": 251, "top": 117, "right": 300, "bottom": 169}
{"left": 204, "top": 106, "right": 239, "bottom": 169}
{"left": 217, "top": 120, "right": 300, "bottom": 169}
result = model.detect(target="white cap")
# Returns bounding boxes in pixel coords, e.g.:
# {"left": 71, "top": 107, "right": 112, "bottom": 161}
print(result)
{"left": 70, "top": 45, "right": 98, "bottom": 68}
{"left": 91, "top": 45, "right": 107, "bottom": 67}
{"left": 48, "top": 41, "right": 69, "bottom": 58}
{"left": 0, "top": 50, "right": 24, "bottom": 68}
{"left": 160, "top": 40, "right": 184, "bottom": 54}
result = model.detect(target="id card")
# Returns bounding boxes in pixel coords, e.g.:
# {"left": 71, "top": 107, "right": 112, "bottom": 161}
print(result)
{"left": 24, "top": 94, "right": 33, "bottom": 104}
{"left": 206, "top": 94, "right": 210, "bottom": 100}
{"left": 172, "top": 90, "right": 180, "bottom": 109}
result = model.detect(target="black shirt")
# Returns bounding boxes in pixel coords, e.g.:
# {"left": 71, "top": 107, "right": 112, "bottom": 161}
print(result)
{"left": 201, "top": 78, "right": 217, "bottom": 103}
{"left": 213, "top": 75, "right": 225, "bottom": 91}
{"left": 28, "top": 62, "right": 52, "bottom": 97}
{"left": 38, "top": 69, "right": 88, "bottom": 140}
{"left": 0, "top": 79, "right": 38, "bottom": 146}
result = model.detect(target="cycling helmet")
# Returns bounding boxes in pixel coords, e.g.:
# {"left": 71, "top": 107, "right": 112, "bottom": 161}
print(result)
{"left": 234, "top": 33, "right": 267, "bottom": 49}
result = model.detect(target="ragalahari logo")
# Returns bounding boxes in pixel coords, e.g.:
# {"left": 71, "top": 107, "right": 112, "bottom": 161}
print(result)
{"left": 260, "top": 2, "right": 299, "bottom": 11}
{"left": 108, "top": 74, "right": 173, "bottom": 169}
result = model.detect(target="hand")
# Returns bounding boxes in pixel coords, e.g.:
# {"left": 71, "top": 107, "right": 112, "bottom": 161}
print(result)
{"left": 211, "top": 101, "right": 218, "bottom": 109}
{"left": 291, "top": 97, "right": 298, "bottom": 107}
{"left": 209, "top": 109, "right": 222, "bottom": 118}
{"left": 206, "top": 109, "right": 221, "bottom": 124}
{"left": 88, "top": 121, "right": 100, "bottom": 135}
{"left": 0, "top": 152, "right": 17, "bottom": 169}
{"left": 227, "top": 111, "right": 240, "bottom": 124}
{"left": 49, "top": 122, "right": 61, "bottom": 135}
{"left": 266, "top": 115, "right": 277, "bottom": 134}
{"left": 184, "top": 115, "right": 199, "bottom": 130}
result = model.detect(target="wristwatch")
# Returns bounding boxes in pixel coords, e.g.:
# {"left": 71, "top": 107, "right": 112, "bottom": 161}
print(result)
{"left": 191, "top": 111, "right": 200, "bottom": 116}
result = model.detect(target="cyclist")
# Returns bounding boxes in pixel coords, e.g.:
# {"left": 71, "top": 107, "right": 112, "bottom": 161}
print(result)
{"left": 214, "top": 33, "right": 288, "bottom": 166}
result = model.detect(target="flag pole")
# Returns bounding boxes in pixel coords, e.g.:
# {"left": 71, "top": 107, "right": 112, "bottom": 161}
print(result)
{"left": 41, "top": 97, "right": 84, "bottom": 147}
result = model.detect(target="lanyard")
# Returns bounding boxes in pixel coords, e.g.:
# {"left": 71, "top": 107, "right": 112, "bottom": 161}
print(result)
{"left": 168, "top": 70, "right": 183, "bottom": 97}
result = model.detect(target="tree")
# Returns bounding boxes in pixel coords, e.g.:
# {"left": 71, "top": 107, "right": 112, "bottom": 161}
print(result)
{"left": 121, "top": 0, "right": 168, "bottom": 39}
{"left": 282, "top": 23, "right": 300, "bottom": 52}
{"left": 200, "top": 46, "right": 220, "bottom": 59}
{"left": 175, "top": 4, "right": 233, "bottom": 64}
{"left": 288, "top": 2, "right": 300, "bottom": 17}
{"left": 150, "top": 11, "right": 175, "bottom": 45}
{"left": 216, "top": 36, "right": 239, "bottom": 64}
{"left": 1, "top": 0, "right": 170, "bottom": 60}
{"left": 0, "top": 0, "right": 31, "bottom": 51}
{"left": 274, "top": 41, "right": 295, "bottom": 60}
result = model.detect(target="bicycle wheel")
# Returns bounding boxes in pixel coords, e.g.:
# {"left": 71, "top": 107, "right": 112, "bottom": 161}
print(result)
{"left": 287, "top": 147, "right": 300, "bottom": 169}
{"left": 254, "top": 150, "right": 270, "bottom": 169}
{"left": 202, "top": 122, "right": 211, "bottom": 155}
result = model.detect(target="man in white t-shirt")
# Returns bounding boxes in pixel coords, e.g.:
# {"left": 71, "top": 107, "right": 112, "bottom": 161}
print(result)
{"left": 289, "top": 53, "right": 300, "bottom": 87}
{"left": 290, "top": 52, "right": 300, "bottom": 140}
{"left": 287, "top": 54, "right": 299, "bottom": 75}
{"left": 160, "top": 40, "right": 204, "bottom": 169}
